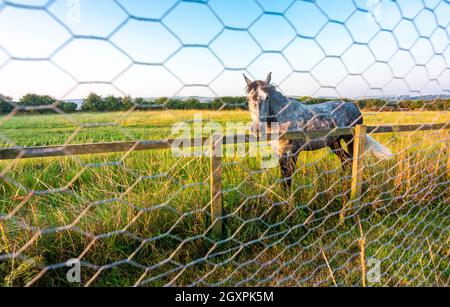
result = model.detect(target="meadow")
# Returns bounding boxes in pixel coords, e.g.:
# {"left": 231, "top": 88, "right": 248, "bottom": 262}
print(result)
{"left": 0, "top": 110, "right": 449, "bottom": 287}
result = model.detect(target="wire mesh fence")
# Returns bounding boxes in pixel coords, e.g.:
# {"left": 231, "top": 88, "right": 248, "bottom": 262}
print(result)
{"left": 0, "top": 0, "right": 449, "bottom": 287}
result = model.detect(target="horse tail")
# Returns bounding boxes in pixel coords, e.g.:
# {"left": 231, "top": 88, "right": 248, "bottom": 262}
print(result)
{"left": 365, "top": 136, "right": 394, "bottom": 160}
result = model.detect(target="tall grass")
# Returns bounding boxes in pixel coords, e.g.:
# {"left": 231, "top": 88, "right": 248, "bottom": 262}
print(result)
{"left": 0, "top": 111, "right": 448, "bottom": 287}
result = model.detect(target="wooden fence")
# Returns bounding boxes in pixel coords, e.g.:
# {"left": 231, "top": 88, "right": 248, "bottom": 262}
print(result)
{"left": 1, "top": 123, "right": 448, "bottom": 235}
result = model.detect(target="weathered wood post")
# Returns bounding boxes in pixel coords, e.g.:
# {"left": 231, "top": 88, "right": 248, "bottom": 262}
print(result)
{"left": 447, "top": 134, "right": 450, "bottom": 172}
{"left": 341, "top": 125, "right": 367, "bottom": 220}
{"left": 210, "top": 134, "right": 223, "bottom": 236}
{"left": 351, "top": 125, "right": 367, "bottom": 203}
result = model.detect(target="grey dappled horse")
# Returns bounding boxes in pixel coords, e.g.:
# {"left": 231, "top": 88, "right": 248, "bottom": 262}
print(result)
{"left": 244, "top": 73, "right": 393, "bottom": 188}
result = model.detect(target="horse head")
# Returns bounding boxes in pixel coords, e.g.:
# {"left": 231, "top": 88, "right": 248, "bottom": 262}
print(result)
{"left": 244, "top": 72, "right": 273, "bottom": 135}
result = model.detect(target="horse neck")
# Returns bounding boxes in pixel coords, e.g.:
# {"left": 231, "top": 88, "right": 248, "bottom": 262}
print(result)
{"left": 268, "top": 87, "right": 303, "bottom": 117}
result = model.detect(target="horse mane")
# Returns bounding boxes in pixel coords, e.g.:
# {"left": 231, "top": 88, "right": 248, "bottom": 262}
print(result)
{"left": 245, "top": 81, "right": 269, "bottom": 94}
{"left": 246, "top": 81, "right": 289, "bottom": 111}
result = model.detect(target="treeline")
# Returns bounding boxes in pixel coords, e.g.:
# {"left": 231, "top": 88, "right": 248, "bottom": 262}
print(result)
{"left": 0, "top": 93, "right": 248, "bottom": 114}
{"left": 297, "top": 96, "right": 450, "bottom": 111}
{"left": 129, "top": 96, "right": 246, "bottom": 111}
{"left": 357, "top": 98, "right": 450, "bottom": 111}
{"left": 0, "top": 94, "right": 78, "bottom": 114}
{"left": 81, "top": 94, "right": 248, "bottom": 111}
{"left": 1, "top": 93, "right": 449, "bottom": 114}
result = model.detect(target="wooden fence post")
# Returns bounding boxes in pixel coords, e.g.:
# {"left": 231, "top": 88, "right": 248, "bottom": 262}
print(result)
{"left": 447, "top": 136, "right": 450, "bottom": 172}
{"left": 210, "top": 134, "right": 223, "bottom": 236}
{"left": 350, "top": 125, "right": 367, "bottom": 203}
{"left": 341, "top": 125, "right": 367, "bottom": 220}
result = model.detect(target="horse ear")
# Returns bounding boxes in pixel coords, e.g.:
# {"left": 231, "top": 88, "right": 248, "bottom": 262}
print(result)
{"left": 266, "top": 72, "right": 272, "bottom": 84}
{"left": 243, "top": 74, "right": 252, "bottom": 86}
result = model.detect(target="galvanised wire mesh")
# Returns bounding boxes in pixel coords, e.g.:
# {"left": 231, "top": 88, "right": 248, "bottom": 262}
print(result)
{"left": 0, "top": 0, "right": 449, "bottom": 287}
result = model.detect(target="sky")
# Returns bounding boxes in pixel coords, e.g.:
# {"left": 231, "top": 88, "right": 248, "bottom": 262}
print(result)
{"left": 0, "top": 0, "right": 449, "bottom": 100}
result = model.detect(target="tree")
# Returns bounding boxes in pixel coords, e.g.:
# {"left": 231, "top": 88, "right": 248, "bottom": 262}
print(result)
{"left": 0, "top": 94, "right": 14, "bottom": 113}
{"left": 58, "top": 101, "right": 78, "bottom": 113}
{"left": 20, "top": 94, "right": 56, "bottom": 105}
{"left": 104, "top": 95, "right": 121, "bottom": 111}
{"left": 81, "top": 93, "right": 104, "bottom": 112}
{"left": 19, "top": 94, "right": 58, "bottom": 113}
{"left": 119, "top": 96, "right": 135, "bottom": 111}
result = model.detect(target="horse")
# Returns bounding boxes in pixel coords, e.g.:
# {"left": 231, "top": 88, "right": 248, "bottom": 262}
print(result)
{"left": 244, "top": 73, "right": 393, "bottom": 188}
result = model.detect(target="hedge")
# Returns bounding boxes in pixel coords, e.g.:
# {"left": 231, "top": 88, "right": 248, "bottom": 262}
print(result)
{"left": 0, "top": 93, "right": 448, "bottom": 114}
{"left": 134, "top": 96, "right": 247, "bottom": 111}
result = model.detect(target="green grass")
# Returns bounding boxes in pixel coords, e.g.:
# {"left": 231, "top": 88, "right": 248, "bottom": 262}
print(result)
{"left": 0, "top": 110, "right": 449, "bottom": 287}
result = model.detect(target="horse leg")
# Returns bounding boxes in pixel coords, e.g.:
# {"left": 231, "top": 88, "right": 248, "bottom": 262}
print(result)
{"left": 329, "top": 138, "right": 352, "bottom": 171}
{"left": 279, "top": 152, "right": 299, "bottom": 189}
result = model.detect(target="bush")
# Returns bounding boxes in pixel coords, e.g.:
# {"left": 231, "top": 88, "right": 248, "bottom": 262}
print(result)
{"left": 120, "top": 96, "right": 135, "bottom": 111}
{"left": 134, "top": 97, "right": 163, "bottom": 110}
{"left": 104, "top": 95, "right": 135, "bottom": 111}
{"left": 0, "top": 94, "right": 14, "bottom": 113}
{"left": 429, "top": 99, "right": 450, "bottom": 111}
{"left": 355, "top": 99, "right": 386, "bottom": 111}
{"left": 58, "top": 101, "right": 78, "bottom": 113}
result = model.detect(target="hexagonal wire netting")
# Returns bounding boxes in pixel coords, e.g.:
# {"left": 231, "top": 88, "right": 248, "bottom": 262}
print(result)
{"left": 0, "top": 0, "right": 449, "bottom": 287}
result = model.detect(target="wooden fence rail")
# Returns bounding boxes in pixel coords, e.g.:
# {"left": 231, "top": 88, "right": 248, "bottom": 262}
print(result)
{"left": 0, "top": 123, "right": 447, "bottom": 161}
{"left": 1, "top": 122, "right": 448, "bottom": 236}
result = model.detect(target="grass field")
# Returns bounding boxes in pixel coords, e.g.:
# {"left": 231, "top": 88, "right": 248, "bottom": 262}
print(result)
{"left": 0, "top": 110, "right": 449, "bottom": 287}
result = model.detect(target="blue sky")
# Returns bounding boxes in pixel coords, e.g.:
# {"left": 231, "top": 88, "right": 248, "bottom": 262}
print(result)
{"left": 0, "top": 0, "right": 449, "bottom": 100}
